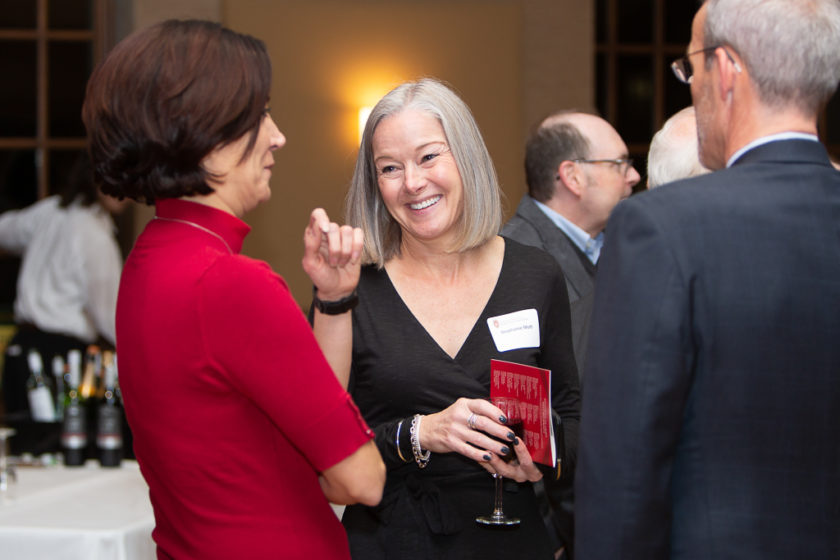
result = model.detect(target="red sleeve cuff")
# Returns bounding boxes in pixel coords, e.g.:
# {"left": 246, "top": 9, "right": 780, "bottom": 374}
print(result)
{"left": 300, "top": 392, "right": 374, "bottom": 472}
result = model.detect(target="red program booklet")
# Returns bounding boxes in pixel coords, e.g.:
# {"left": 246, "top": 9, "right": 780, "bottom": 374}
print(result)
{"left": 490, "top": 359, "right": 555, "bottom": 467}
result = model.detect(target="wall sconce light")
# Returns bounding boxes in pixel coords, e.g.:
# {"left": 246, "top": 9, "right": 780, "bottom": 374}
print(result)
{"left": 358, "top": 106, "right": 372, "bottom": 145}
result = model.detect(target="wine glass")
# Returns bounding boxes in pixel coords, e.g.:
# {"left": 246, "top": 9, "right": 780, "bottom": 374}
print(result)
{"left": 476, "top": 397, "right": 523, "bottom": 526}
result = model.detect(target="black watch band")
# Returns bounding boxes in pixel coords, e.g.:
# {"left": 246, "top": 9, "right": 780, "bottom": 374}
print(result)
{"left": 312, "top": 287, "right": 359, "bottom": 315}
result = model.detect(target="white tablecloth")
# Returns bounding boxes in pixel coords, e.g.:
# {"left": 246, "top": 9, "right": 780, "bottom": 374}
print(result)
{"left": 0, "top": 460, "right": 155, "bottom": 560}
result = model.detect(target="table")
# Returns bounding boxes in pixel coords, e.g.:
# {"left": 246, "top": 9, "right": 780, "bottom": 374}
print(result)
{"left": 0, "top": 460, "right": 155, "bottom": 560}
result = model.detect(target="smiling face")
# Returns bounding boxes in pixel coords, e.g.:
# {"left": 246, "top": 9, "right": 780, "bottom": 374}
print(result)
{"left": 372, "top": 109, "right": 465, "bottom": 251}
{"left": 202, "top": 111, "right": 286, "bottom": 216}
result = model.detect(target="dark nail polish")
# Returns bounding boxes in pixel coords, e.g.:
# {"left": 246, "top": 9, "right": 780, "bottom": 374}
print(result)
{"left": 501, "top": 446, "right": 510, "bottom": 455}
{"left": 513, "top": 437, "right": 520, "bottom": 446}
{"left": 506, "top": 432, "right": 515, "bottom": 441}
{"left": 499, "top": 415, "right": 507, "bottom": 424}
{"left": 483, "top": 454, "right": 491, "bottom": 461}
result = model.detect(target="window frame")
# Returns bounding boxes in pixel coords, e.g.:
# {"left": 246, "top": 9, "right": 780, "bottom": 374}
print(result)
{"left": 596, "top": 0, "right": 840, "bottom": 181}
{"left": 0, "top": 0, "right": 112, "bottom": 199}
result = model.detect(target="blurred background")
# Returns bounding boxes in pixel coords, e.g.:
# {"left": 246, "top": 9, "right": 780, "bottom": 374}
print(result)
{"left": 1, "top": 0, "right": 838, "bottom": 334}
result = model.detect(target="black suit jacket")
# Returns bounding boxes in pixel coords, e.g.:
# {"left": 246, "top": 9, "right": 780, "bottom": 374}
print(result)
{"left": 502, "top": 195, "right": 596, "bottom": 377}
{"left": 575, "top": 139, "right": 840, "bottom": 559}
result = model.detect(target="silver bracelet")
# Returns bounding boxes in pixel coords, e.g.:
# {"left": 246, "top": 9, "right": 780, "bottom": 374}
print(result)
{"left": 410, "top": 414, "right": 431, "bottom": 468}
{"left": 395, "top": 420, "right": 408, "bottom": 462}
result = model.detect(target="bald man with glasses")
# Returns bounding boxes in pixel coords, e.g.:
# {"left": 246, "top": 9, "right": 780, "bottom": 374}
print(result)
{"left": 503, "top": 111, "right": 640, "bottom": 380}
{"left": 576, "top": 1, "right": 840, "bottom": 558}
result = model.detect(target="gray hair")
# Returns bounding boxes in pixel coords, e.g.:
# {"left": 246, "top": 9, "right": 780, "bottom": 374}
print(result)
{"left": 647, "top": 107, "right": 710, "bottom": 188}
{"left": 704, "top": 0, "right": 840, "bottom": 114}
{"left": 346, "top": 78, "right": 502, "bottom": 267}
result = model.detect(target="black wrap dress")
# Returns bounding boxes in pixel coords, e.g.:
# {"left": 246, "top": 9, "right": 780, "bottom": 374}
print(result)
{"left": 342, "top": 238, "right": 581, "bottom": 560}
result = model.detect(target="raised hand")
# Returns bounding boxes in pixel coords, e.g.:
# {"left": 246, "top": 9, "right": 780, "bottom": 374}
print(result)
{"left": 302, "top": 208, "right": 364, "bottom": 300}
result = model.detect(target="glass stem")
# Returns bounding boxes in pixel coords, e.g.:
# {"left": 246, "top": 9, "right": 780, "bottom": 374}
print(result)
{"left": 492, "top": 473, "right": 505, "bottom": 517}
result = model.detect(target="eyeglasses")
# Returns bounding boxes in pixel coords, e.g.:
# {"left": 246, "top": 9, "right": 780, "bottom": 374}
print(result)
{"left": 572, "top": 158, "right": 635, "bottom": 176}
{"left": 671, "top": 46, "right": 741, "bottom": 84}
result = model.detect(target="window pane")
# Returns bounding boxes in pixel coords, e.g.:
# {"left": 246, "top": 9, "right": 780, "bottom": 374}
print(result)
{"left": 0, "top": 256, "right": 21, "bottom": 315}
{"left": 596, "top": 53, "right": 608, "bottom": 119}
{"left": 616, "top": 55, "right": 654, "bottom": 144}
{"left": 596, "top": 0, "right": 608, "bottom": 44}
{"left": 0, "top": 150, "right": 37, "bottom": 213}
{"left": 49, "top": 0, "right": 93, "bottom": 30}
{"left": 664, "top": 59, "right": 693, "bottom": 119}
{"left": 618, "top": 0, "right": 653, "bottom": 44}
{"left": 48, "top": 149, "right": 88, "bottom": 197}
{"left": 630, "top": 148, "right": 648, "bottom": 194}
{"left": 49, "top": 41, "right": 93, "bottom": 138}
{"left": 49, "top": 148, "right": 93, "bottom": 200}
{"left": 665, "top": 2, "right": 695, "bottom": 45}
{"left": 0, "top": 0, "right": 36, "bottom": 28}
{"left": 826, "top": 90, "right": 840, "bottom": 145}
{"left": 0, "top": 41, "right": 37, "bottom": 137}
{"left": 0, "top": 152, "right": 27, "bottom": 309}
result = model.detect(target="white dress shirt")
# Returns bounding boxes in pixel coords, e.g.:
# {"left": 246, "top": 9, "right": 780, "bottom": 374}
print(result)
{"left": 0, "top": 196, "right": 121, "bottom": 344}
{"left": 533, "top": 198, "right": 604, "bottom": 264}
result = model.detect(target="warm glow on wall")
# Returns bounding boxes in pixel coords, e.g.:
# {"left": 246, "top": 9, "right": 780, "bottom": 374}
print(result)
{"left": 358, "top": 107, "right": 372, "bottom": 144}
{"left": 339, "top": 68, "right": 403, "bottom": 149}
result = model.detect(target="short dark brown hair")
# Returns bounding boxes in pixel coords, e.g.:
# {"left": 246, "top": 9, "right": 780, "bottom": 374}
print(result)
{"left": 82, "top": 20, "right": 271, "bottom": 203}
{"left": 524, "top": 115, "right": 590, "bottom": 203}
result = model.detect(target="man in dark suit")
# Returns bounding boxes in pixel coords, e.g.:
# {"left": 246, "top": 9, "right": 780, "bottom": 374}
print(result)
{"left": 503, "top": 113, "right": 640, "bottom": 560}
{"left": 575, "top": 1, "right": 840, "bottom": 559}
{"left": 502, "top": 112, "right": 640, "bottom": 377}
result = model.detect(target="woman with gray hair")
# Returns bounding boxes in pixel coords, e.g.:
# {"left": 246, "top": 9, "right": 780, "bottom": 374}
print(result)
{"left": 303, "top": 78, "right": 580, "bottom": 558}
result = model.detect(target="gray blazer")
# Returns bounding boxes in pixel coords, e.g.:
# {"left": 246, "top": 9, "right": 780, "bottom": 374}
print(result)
{"left": 502, "top": 195, "right": 594, "bottom": 378}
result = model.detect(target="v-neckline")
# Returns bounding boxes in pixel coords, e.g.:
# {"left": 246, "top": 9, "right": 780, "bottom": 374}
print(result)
{"left": 380, "top": 240, "right": 508, "bottom": 362}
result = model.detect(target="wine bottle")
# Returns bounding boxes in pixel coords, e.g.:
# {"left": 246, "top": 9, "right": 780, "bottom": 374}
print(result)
{"left": 96, "top": 351, "right": 123, "bottom": 467}
{"left": 63, "top": 350, "right": 82, "bottom": 409}
{"left": 61, "top": 349, "right": 87, "bottom": 466}
{"left": 78, "top": 345, "right": 101, "bottom": 401}
{"left": 26, "top": 349, "right": 56, "bottom": 422}
{"left": 52, "top": 355, "right": 66, "bottom": 421}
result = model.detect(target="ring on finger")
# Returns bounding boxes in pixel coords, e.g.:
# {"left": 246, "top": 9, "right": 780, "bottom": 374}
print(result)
{"left": 467, "top": 412, "right": 478, "bottom": 430}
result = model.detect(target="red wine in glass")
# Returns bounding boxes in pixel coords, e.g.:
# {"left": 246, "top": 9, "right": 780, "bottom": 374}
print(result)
{"left": 498, "top": 419, "right": 524, "bottom": 464}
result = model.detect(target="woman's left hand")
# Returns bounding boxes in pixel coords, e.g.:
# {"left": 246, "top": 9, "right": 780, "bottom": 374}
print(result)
{"left": 479, "top": 433, "right": 543, "bottom": 483}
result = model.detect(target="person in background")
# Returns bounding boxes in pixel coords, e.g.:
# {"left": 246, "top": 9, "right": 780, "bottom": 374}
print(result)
{"left": 576, "top": 1, "right": 840, "bottom": 558}
{"left": 500, "top": 112, "right": 639, "bottom": 559}
{"left": 646, "top": 106, "right": 710, "bottom": 188}
{"left": 502, "top": 111, "right": 640, "bottom": 380}
{"left": 303, "top": 77, "right": 580, "bottom": 559}
{"left": 82, "top": 19, "right": 384, "bottom": 560}
{"left": 0, "top": 153, "right": 125, "bottom": 451}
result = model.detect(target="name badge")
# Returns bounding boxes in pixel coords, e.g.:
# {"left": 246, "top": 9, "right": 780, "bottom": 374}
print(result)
{"left": 487, "top": 308, "right": 540, "bottom": 352}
